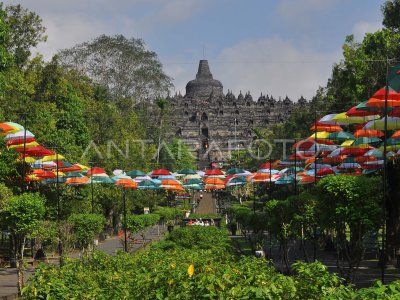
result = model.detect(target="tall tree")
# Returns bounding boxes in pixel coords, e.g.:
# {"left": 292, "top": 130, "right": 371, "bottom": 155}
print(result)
{"left": 382, "top": 0, "right": 400, "bottom": 33}
{"left": 58, "top": 35, "right": 172, "bottom": 106}
{"left": 1, "top": 3, "right": 46, "bottom": 67}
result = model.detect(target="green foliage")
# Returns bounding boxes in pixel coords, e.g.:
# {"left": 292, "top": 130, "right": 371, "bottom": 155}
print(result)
{"left": 0, "top": 192, "right": 45, "bottom": 235}
{"left": 162, "top": 226, "right": 232, "bottom": 251}
{"left": 159, "top": 138, "right": 196, "bottom": 171}
{"left": 126, "top": 213, "right": 160, "bottom": 234}
{"left": 0, "top": 181, "right": 13, "bottom": 210}
{"left": 382, "top": 0, "right": 400, "bottom": 32}
{"left": 153, "top": 206, "right": 176, "bottom": 221}
{"left": 316, "top": 175, "right": 381, "bottom": 230}
{"left": 292, "top": 261, "right": 352, "bottom": 299}
{"left": 2, "top": 3, "right": 46, "bottom": 67}
{"left": 23, "top": 224, "right": 400, "bottom": 299}
{"left": 68, "top": 213, "right": 105, "bottom": 250}
{"left": 58, "top": 34, "right": 172, "bottom": 105}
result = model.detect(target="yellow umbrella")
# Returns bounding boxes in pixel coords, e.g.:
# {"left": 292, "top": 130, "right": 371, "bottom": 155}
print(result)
{"left": 332, "top": 112, "right": 377, "bottom": 124}
{"left": 24, "top": 157, "right": 36, "bottom": 163}
{"left": 309, "top": 131, "right": 331, "bottom": 139}
{"left": 75, "top": 163, "right": 90, "bottom": 171}
{"left": 340, "top": 140, "right": 355, "bottom": 147}
{"left": 8, "top": 141, "right": 39, "bottom": 149}
{"left": 364, "top": 117, "right": 400, "bottom": 130}
{"left": 42, "top": 154, "right": 65, "bottom": 162}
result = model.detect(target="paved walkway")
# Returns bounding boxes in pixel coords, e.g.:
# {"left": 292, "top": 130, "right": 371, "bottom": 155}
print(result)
{"left": 0, "top": 225, "right": 167, "bottom": 299}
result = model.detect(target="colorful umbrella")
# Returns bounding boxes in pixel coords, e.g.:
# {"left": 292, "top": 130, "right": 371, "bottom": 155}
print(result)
{"left": 138, "top": 179, "right": 160, "bottom": 189}
{"left": 151, "top": 169, "right": 172, "bottom": 176}
{"left": 328, "top": 131, "right": 355, "bottom": 141}
{"left": 205, "top": 169, "right": 225, "bottom": 176}
{"left": 15, "top": 145, "right": 54, "bottom": 157}
{"left": 126, "top": 170, "right": 146, "bottom": 177}
{"left": 363, "top": 117, "right": 400, "bottom": 130}
{"left": 354, "top": 129, "right": 384, "bottom": 138}
{"left": 176, "top": 168, "right": 197, "bottom": 175}
{"left": 226, "top": 168, "right": 245, "bottom": 175}
{"left": 87, "top": 167, "right": 107, "bottom": 176}
{"left": 332, "top": 112, "right": 377, "bottom": 124}
{"left": 4, "top": 130, "right": 35, "bottom": 141}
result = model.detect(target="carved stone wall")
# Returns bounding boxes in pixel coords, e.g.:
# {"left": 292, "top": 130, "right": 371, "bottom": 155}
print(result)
{"left": 168, "top": 60, "right": 307, "bottom": 164}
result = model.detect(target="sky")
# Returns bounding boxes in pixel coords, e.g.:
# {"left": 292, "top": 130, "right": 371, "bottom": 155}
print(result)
{"left": 3, "top": 0, "right": 384, "bottom": 101}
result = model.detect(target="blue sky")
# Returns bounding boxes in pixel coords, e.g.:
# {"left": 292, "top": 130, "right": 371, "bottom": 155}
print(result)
{"left": 4, "top": 0, "right": 383, "bottom": 100}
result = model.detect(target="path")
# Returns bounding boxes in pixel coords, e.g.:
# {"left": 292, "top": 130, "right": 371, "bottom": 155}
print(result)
{"left": 0, "top": 225, "right": 167, "bottom": 299}
{"left": 194, "top": 191, "right": 215, "bottom": 214}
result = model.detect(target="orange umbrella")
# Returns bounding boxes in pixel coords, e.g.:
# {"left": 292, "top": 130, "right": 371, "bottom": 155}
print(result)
{"left": 366, "top": 97, "right": 400, "bottom": 107}
{"left": 161, "top": 179, "right": 182, "bottom": 186}
{"left": 391, "top": 130, "right": 400, "bottom": 139}
{"left": 115, "top": 179, "right": 136, "bottom": 186}
{"left": 252, "top": 173, "right": 271, "bottom": 182}
{"left": 299, "top": 175, "right": 316, "bottom": 184}
{"left": 204, "top": 177, "right": 225, "bottom": 185}
{"left": 310, "top": 124, "right": 343, "bottom": 132}
{"left": 354, "top": 129, "right": 384, "bottom": 138}
{"left": 66, "top": 177, "right": 89, "bottom": 185}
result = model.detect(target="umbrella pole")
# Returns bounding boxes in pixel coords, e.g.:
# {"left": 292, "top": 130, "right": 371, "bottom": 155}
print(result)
{"left": 381, "top": 58, "right": 390, "bottom": 283}
{"left": 123, "top": 188, "right": 127, "bottom": 252}
{"left": 56, "top": 150, "right": 63, "bottom": 264}
{"left": 314, "top": 110, "right": 318, "bottom": 262}
{"left": 21, "top": 115, "right": 27, "bottom": 192}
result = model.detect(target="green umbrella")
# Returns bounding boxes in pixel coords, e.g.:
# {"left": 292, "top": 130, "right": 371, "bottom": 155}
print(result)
{"left": 285, "top": 167, "right": 304, "bottom": 175}
{"left": 184, "top": 178, "right": 203, "bottom": 185}
{"left": 88, "top": 176, "right": 113, "bottom": 184}
{"left": 275, "top": 176, "right": 296, "bottom": 185}
{"left": 352, "top": 137, "right": 381, "bottom": 146}
{"left": 226, "top": 168, "right": 245, "bottom": 175}
{"left": 387, "top": 138, "right": 400, "bottom": 146}
{"left": 126, "top": 170, "right": 146, "bottom": 177}
{"left": 183, "top": 183, "right": 204, "bottom": 190}
{"left": 227, "top": 176, "right": 248, "bottom": 186}
{"left": 138, "top": 179, "right": 160, "bottom": 189}
{"left": 328, "top": 131, "right": 355, "bottom": 141}
{"left": 177, "top": 168, "right": 197, "bottom": 175}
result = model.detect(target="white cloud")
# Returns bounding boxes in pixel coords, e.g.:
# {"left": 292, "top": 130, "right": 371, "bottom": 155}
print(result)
{"left": 352, "top": 21, "right": 382, "bottom": 42}
{"left": 171, "top": 37, "right": 341, "bottom": 101}
{"left": 277, "top": 0, "right": 339, "bottom": 23}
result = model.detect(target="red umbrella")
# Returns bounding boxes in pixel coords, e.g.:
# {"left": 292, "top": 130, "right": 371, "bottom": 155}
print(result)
{"left": 259, "top": 162, "right": 272, "bottom": 169}
{"left": 346, "top": 106, "right": 379, "bottom": 117}
{"left": 205, "top": 169, "right": 224, "bottom": 176}
{"left": 36, "top": 170, "right": 57, "bottom": 179}
{"left": 316, "top": 168, "right": 335, "bottom": 176}
{"left": 340, "top": 147, "right": 373, "bottom": 156}
{"left": 87, "top": 167, "right": 107, "bottom": 175}
{"left": 15, "top": 145, "right": 54, "bottom": 157}
{"left": 151, "top": 169, "right": 171, "bottom": 176}
{"left": 371, "top": 87, "right": 400, "bottom": 100}
{"left": 6, "top": 137, "right": 36, "bottom": 146}
{"left": 354, "top": 129, "right": 384, "bottom": 138}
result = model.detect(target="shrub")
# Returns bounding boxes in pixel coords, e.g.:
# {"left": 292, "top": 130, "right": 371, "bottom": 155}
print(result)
{"left": 68, "top": 213, "right": 105, "bottom": 251}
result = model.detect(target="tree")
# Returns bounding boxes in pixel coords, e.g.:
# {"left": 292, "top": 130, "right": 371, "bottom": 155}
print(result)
{"left": 1, "top": 3, "right": 46, "bottom": 67}
{"left": 382, "top": 0, "right": 400, "bottom": 33}
{"left": 58, "top": 35, "right": 172, "bottom": 105}
{"left": 159, "top": 138, "right": 196, "bottom": 171}
{"left": 316, "top": 175, "right": 381, "bottom": 282}
{"left": 0, "top": 193, "right": 45, "bottom": 293}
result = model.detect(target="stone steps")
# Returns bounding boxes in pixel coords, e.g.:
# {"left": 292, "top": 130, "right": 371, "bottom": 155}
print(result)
{"left": 194, "top": 192, "right": 215, "bottom": 214}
